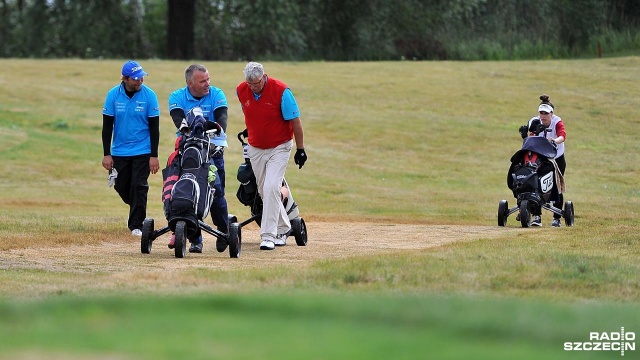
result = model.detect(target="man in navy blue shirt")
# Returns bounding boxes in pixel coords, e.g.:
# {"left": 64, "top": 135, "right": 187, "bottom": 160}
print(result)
{"left": 102, "top": 60, "right": 160, "bottom": 236}
{"left": 168, "top": 64, "right": 229, "bottom": 253}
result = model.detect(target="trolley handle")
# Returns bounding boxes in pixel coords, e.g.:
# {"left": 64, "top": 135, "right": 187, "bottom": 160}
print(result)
{"left": 237, "top": 129, "right": 248, "bottom": 146}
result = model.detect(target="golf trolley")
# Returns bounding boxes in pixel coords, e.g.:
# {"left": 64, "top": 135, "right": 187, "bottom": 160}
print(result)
{"left": 498, "top": 126, "right": 575, "bottom": 228}
{"left": 140, "top": 108, "right": 241, "bottom": 258}
{"left": 232, "top": 130, "right": 308, "bottom": 246}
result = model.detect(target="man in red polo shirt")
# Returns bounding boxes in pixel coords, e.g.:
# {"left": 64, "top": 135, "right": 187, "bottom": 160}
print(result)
{"left": 236, "top": 62, "right": 307, "bottom": 250}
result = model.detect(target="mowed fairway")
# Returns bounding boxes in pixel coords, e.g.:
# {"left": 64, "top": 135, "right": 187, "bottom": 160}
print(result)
{"left": 0, "top": 58, "right": 639, "bottom": 359}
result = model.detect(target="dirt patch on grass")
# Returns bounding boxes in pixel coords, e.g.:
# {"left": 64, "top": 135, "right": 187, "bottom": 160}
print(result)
{"left": 1, "top": 222, "right": 516, "bottom": 274}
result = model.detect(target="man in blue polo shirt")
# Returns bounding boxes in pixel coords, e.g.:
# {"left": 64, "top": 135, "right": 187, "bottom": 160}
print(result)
{"left": 168, "top": 64, "right": 229, "bottom": 253}
{"left": 102, "top": 60, "right": 160, "bottom": 236}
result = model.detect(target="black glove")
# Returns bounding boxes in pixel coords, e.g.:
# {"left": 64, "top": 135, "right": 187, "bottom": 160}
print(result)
{"left": 294, "top": 148, "right": 307, "bottom": 169}
{"left": 528, "top": 118, "right": 544, "bottom": 135}
{"left": 518, "top": 125, "right": 528, "bottom": 139}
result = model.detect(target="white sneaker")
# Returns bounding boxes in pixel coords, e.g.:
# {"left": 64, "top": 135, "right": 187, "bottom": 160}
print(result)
{"left": 260, "top": 239, "right": 275, "bottom": 250}
{"left": 274, "top": 234, "right": 287, "bottom": 247}
{"left": 131, "top": 229, "right": 142, "bottom": 236}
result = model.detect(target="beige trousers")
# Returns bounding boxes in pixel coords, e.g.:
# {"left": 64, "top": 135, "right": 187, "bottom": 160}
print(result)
{"left": 247, "top": 140, "right": 292, "bottom": 241}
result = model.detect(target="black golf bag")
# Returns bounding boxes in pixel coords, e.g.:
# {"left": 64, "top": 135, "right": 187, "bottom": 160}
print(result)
{"left": 506, "top": 136, "right": 557, "bottom": 216}
{"left": 162, "top": 113, "right": 215, "bottom": 239}
{"left": 497, "top": 120, "right": 574, "bottom": 228}
{"left": 140, "top": 107, "right": 242, "bottom": 258}
{"left": 229, "top": 129, "right": 307, "bottom": 246}
{"left": 236, "top": 160, "right": 263, "bottom": 217}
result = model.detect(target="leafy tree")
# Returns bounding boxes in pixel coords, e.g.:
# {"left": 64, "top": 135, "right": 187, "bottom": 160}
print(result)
{"left": 200, "top": 0, "right": 305, "bottom": 61}
{"left": 0, "top": 0, "right": 638, "bottom": 60}
{"left": 142, "top": 0, "right": 168, "bottom": 58}
{"left": 608, "top": 0, "right": 640, "bottom": 28}
{"left": 307, "top": 0, "right": 372, "bottom": 60}
{"left": 556, "top": 0, "right": 607, "bottom": 50}
{"left": 0, "top": 0, "right": 11, "bottom": 56}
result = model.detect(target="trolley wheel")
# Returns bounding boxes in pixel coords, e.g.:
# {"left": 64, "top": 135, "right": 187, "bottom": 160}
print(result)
{"left": 563, "top": 201, "right": 575, "bottom": 227}
{"left": 228, "top": 222, "right": 241, "bottom": 258}
{"left": 291, "top": 217, "right": 307, "bottom": 246}
{"left": 497, "top": 200, "right": 509, "bottom": 227}
{"left": 519, "top": 200, "right": 531, "bottom": 228}
{"left": 141, "top": 218, "right": 154, "bottom": 254}
{"left": 174, "top": 221, "right": 187, "bottom": 258}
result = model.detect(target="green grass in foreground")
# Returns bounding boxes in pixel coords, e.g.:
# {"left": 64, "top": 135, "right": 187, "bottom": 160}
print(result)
{"left": 1, "top": 293, "right": 636, "bottom": 360}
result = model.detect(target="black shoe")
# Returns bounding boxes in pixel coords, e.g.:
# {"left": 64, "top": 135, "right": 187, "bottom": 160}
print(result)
{"left": 189, "top": 242, "right": 203, "bottom": 253}
{"left": 531, "top": 216, "right": 542, "bottom": 227}
{"left": 551, "top": 219, "right": 562, "bottom": 227}
{"left": 216, "top": 237, "right": 228, "bottom": 253}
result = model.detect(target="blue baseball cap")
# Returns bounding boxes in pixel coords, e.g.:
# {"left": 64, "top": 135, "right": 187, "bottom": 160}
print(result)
{"left": 122, "top": 60, "right": 148, "bottom": 80}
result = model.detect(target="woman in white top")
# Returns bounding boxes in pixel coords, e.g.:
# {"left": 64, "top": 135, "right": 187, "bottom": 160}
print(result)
{"left": 521, "top": 94, "right": 567, "bottom": 227}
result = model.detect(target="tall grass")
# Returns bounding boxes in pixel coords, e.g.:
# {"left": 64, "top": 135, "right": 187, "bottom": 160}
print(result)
{"left": 595, "top": 27, "right": 640, "bottom": 57}
{"left": 448, "top": 30, "right": 640, "bottom": 60}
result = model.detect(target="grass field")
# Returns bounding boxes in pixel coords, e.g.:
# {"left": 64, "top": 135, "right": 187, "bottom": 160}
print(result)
{"left": 0, "top": 58, "right": 639, "bottom": 359}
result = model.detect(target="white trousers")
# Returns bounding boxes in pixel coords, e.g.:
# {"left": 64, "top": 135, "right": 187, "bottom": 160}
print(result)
{"left": 247, "top": 140, "right": 292, "bottom": 241}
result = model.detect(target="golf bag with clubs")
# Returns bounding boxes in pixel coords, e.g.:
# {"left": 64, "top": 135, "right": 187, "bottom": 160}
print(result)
{"left": 498, "top": 118, "right": 575, "bottom": 227}
{"left": 140, "top": 107, "right": 241, "bottom": 258}
{"left": 233, "top": 129, "right": 308, "bottom": 246}
{"left": 162, "top": 112, "right": 215, "bottom": 238}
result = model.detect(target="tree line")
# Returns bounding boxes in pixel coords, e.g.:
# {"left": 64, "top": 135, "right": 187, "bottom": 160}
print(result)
{"left": 1, "top": 0, "right": 639, "bottom": 61}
